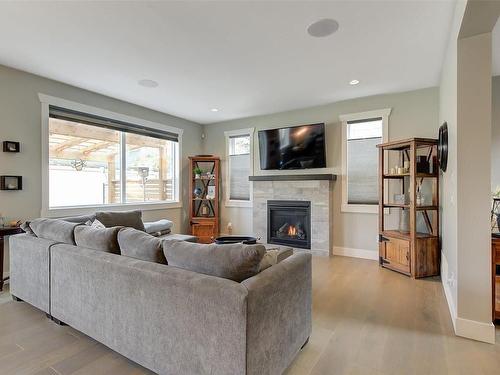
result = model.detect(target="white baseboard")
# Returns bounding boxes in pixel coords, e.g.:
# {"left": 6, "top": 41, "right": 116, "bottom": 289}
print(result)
{"left": 332, "top": 246, "right": 378, "bottom": 261}
{"left": 455, "top": 317, "right": 496, "bottom": 344}
{"left": 310, "top": 249, "right": 330, "bottom": 257}
{"left": 440, "top": 252, "right": 457, "bottom": 331}
{"left": 441, "top": 251, "right": 495, "bottom": 344}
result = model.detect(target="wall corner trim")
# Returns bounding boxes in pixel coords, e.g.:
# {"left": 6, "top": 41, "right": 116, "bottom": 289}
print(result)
{"left": 332, "top": 246, "right": 378, "bottom": 261}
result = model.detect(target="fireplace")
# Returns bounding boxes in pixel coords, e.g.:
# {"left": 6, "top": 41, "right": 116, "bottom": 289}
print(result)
{"left": 267, "top": 200, "right": 311, "bottom": 249}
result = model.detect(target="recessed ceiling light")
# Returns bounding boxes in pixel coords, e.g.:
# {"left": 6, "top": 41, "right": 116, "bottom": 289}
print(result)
{"left": 307, "top": 19, "right": 339, "bottom": 38}
{"left": 349, "top": 79, "right": 360, "bottom": 85}
{"left": 211, "top": 108, "right": 219, "bottom": 112}
{"left": 138, "top": 79, "right": 158, "bottom": 88}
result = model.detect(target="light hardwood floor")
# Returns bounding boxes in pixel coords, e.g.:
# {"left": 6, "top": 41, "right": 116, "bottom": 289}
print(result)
{"left": 1, "top": 256, "right": 499, "bottom": 375}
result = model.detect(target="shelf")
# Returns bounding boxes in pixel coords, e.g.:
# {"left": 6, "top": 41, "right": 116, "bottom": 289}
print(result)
{"left": 382, "top": 230, "right": 438, "bottom": 241}
{"left": 383, "top": 204, "right": 438, "bottom": 211}
{"left": 416, "top": 205, "right": 438, "bottom": 211}
{"left": 384, "top": 203, "right": 409, "bottom": 208}
{"left": 376, "top": 138, "right": 438, "bottom": 151}
{"left": 378, "top": 137, "right": 440, "bottom": 279}
{"left": 248, "top": 174, "right": 337, "bottom": 181}
{"left": 383, "top": 173, "right": 438, "bottom": 179}
{"left": 381, "top": 263, "right": 411, "bottom": 277}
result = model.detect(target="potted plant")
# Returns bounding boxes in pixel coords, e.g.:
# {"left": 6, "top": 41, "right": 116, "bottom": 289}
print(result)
{"left": 193, "top": 167, "right": 203, "bottom": 179}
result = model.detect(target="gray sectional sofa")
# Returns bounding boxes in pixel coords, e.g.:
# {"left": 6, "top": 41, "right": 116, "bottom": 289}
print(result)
{"left": 9, "top": 213, "right": 312, "bottom": 375}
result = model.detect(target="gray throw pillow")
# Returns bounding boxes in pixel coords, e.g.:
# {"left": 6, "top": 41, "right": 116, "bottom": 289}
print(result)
{"left": 29, "top": 218, "right": 79, "bottom": 245}
{"left": 74, "top": 225, "right": 122, "bottom": 254}
{"left": 95, "top": 210, "right": 146, "bottom": 231}
{"left": 163, "top": 240, "right": 266, "bottom": 282}
{"left": 118, "top": 227, "right": 167, "bottom": 264}
{"left": 20, "top": 221, "right": 35, "bottom": 236}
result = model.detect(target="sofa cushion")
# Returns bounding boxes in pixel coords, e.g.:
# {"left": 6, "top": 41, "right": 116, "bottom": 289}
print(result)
{"left": 118, "top": 227, "right": 167, "bottom": 264}
{"left": 61, "top": 213, "right": 97, "bottom": 224}
{"left": 29, "top": 218, "right": 79, "bottom": 245}
{"left": 95, "top": 210, "right": 146, "bottom": 231}
{"left": 163, "top": 240, "right": 266, "bottom": 282}
{"left": 74, "top": 225, "right": 122, "bottom": 254}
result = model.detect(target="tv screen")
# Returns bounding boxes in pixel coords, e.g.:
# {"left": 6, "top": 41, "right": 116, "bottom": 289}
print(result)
{"left": 258, "top": 123, "right": 326, "bottom": 170}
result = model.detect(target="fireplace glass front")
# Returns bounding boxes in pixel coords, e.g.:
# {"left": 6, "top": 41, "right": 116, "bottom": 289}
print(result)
{"left": 267, "top": 200, "right": 311, "bottom": 249}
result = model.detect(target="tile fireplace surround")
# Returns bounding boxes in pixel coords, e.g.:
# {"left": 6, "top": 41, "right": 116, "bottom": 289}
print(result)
{"left": 252, "top": 177, "right": 334, "bottom": 256}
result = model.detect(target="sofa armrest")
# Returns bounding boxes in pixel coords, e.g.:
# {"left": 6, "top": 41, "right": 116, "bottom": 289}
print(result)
{"left": 143, "top": 219, "right": 173, "bottom": 234}
{"left": 241, "top": 252, "right": 312, "bottom": 375}
{"left": 9, "top": 234, "right": 57, "bottom": 313}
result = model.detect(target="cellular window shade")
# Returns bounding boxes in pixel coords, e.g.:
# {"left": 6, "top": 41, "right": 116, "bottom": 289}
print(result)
{"left": 49, "top": 106, "right": 179, "bottom": 142}
{"left": 346, "top": 117, "right": 382, "bottom": 205}
{"left": 229, "top": 154, "right": 250, "bottom": 201}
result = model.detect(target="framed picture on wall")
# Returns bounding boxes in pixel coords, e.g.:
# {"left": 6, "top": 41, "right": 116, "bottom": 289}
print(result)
{"left": 3, "top": 141, "right": 20, "bottom": 153}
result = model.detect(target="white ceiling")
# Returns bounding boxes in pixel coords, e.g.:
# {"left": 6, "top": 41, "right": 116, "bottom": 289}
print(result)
{"left": 0, "top": 1, "right": 457, "bottom": 125}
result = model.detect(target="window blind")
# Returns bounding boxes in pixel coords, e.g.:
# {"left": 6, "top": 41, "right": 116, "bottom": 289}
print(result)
{"left": 229, "top": 153, "right": 250, "bottom": 201}
{"left": 346, "top": 118, "right": 382, "bottom": 205}
{"left": 49, "top": 106, "right": 179, "bottom": 142}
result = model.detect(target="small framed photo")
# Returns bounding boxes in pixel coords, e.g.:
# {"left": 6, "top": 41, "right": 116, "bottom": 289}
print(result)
{"left": 207, "top": 185, "right": 215, "bottom": 199}
{"left": 3, "top": 141, "right": 20, "bottom": 153}
{"left": 206, "top": 185, "right": 216, "bottom": 199}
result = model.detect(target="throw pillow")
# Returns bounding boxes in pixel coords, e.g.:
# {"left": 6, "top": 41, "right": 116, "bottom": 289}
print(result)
{"left": 144, "top": 219, "right": 173, "bottom": 234}
{"left": 118, "top": 227, "right": 167, "bottom": 264}
{"left": 20, "top": 221, "right": 35, "bottom": 236}
{"left": 95, "top": 210, "right": 146, "bottom": 231}
{"left": 29, "top": 218, "right": 80, "bottom": 245}
{"left": 84, "top": 219, "right": 106, "bottom": 228}
{"left": 74, "top": 225, "right": 122, "bottom": 254}
{"left": 163, "top": 240, "right": 266, "bottom": 282}
{"left": 258, "top": 248, "right": 294, "bottom": 272}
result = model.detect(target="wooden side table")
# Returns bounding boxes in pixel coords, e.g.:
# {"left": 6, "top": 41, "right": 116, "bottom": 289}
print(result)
{"left": 0, "top": 226, "right": 23, "bottom": 291}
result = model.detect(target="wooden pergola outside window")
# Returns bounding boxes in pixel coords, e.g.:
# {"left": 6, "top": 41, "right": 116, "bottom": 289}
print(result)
{"left": 48, "top": 118, "right": 175, "bottom": 207}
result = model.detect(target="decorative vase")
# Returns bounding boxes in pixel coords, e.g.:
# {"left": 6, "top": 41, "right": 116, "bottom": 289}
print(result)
{"left": 399, "top": 208, "right": 410, "bottom": 232}
{"left": 193, "top": 187, "right": 202, "bottom": 198}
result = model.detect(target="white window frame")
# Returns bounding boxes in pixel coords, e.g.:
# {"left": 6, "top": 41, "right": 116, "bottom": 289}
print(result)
{"left": 39, "top": 93, "right": 183, "bottom": 217}
{"left": 224, "top": 128, "right": 254, "bottom": 208}
{"left": 339, "top": 108, "right": 391, "bottom": 214}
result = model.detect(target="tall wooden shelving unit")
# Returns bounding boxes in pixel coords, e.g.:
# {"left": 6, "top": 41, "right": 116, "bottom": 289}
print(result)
{"left": 377, "top": 138, "right": 440, "bottom": 278}
{"left": 189, "top": 156, "right": 220, "bottom": 244}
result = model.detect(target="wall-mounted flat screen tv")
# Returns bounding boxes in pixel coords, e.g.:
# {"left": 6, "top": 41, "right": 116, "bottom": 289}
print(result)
{"left": 258, "top": 123, "right": 326, "bottom": 170}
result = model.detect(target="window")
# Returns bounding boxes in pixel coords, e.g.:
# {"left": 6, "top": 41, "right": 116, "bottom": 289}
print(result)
{"left": 340, "top": 109, "right": 391, "bottom": 213}
{"left": 41, "top": 94, "right": 181, "bottom": 215}
{"left": 225, "top": 128, "right": 254, "bottom": 207}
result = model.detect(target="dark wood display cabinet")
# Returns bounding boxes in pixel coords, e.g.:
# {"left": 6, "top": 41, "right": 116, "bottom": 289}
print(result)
{"left": 188, "top": 156, "right": 220, "bottom": 244}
